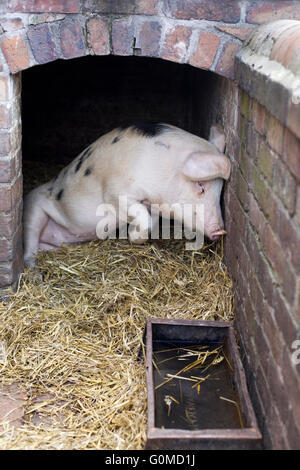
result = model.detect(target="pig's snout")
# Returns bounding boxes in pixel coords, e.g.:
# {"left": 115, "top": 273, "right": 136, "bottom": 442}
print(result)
{"left": 209, "top": 228, "right": 227, "bottom": 241}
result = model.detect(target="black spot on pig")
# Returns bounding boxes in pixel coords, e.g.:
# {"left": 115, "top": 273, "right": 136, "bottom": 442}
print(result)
{"left": 56, "top": 189, "right": 64, "bottom": 201}
{"left": 48, "top": 186, "right": 53, "bottom": 195}
{"left": 84, "top": 168, "right": 92, "bottom": 176}
{"left": 119, "top": 122, "right": 169, "bottom": 138}
{"left": 112, "top": 135, "right": 121, "bottom": 144}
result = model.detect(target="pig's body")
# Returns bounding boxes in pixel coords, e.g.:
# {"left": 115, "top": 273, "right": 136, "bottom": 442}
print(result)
{"left": 24, "top": 123, "right": 230, "bottom": 267}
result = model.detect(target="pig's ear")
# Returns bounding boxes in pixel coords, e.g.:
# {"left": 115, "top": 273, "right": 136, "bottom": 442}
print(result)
{"left": 182, "top": 152, "right": 231, "bottom": 181}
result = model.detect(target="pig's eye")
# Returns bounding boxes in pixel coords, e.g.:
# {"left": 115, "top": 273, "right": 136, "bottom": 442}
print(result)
{"left": 197, "top": 182, "right": 205, "bottom": 194}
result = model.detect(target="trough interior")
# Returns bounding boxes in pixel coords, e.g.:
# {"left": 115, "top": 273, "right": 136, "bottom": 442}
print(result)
{"left": 151, "top": 323, "right": 250, "bottom": 430}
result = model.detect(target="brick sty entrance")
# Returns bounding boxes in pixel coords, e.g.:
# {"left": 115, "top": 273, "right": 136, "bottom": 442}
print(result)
{"left": 0, "top": 0, "right": 300, "bottom": 450}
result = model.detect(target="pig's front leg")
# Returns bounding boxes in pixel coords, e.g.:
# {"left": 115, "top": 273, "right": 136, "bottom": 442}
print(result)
{"left": 127, "top": 202, "right": 152, "bottom": 244}
{"left": 23, "top": 202, "right": 49, "bottom": 268}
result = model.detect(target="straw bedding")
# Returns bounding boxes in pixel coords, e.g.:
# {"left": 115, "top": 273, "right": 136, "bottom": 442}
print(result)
{"left": 0, "top": 237, "right": 234, "bottom": 449}
{"left": 0, "top": 161, "right": 234, "bottom": 449}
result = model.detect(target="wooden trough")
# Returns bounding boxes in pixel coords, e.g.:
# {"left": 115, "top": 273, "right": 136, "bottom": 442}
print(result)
{"left": 144, "top": 318, "right": 262, "bottom": 450}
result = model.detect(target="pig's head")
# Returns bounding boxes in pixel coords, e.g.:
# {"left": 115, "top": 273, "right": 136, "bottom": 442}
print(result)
{"left": 179, "top": 151, "right": 231, "bottom": 241}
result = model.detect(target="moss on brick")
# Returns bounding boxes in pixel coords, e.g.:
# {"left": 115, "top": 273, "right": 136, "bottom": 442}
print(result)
{"left": 258, "top": 141, "right": 274, "bottom": 182}
{"left": 240, "top": 90, "right": 250, "bottom": 119}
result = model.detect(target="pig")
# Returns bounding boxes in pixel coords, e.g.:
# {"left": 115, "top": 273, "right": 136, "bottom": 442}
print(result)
{"left": 23, "top": 122, "right": 230, "bottom": 267}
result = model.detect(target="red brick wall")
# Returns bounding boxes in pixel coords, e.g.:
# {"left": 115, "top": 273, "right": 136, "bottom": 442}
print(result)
{"left": 223, "top": 87, "right": 300, "bottom": 448}
{"left": 221, "top": 20, "right": 300, "bottom": 448}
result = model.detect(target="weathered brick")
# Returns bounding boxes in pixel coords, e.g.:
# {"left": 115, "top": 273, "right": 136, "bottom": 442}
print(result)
{"left": 137, "top": 20, "right": 162, "bottom": 57}
{"left": 271, "top": 28, "right": 300, "bottom": 69}
{"left": 294, "top": 186, "right": 300, "bottom": 227}
{"left": 11, "top": 174, "right": 22, "bottom": 205}
{"left": 0, "top": 124, "right": 21, "bottom": 158}
{"left": 215, "top": 41, "right": 240, "bottom": 79}
{"left": 239, "top": 146, "right": 252, "bottom": 179}
{"left": 0, "top": 238, "right": 13, "bottom": 262}
{"left": 0, "top": 132, "right": 11, "bottom": 157}
{"left": 245, "top": 223, "right": 276, "bottom": 307}
{"left": 238, "top": 113, "right": 247, "bottom": 147}
{"left": 86, "top": 17, "right": 110, "bottom": 56}
{"left": 248, "top": 191, "right": 267, "bottom": 238}
{"left": 27, "top": 24, "right": 59, "bottom": 64}
{"left": 0, "top": 33, "right": 30, "bottom": 73}
{"left": 251, "top": 99, "right": 267, "bottom": 136}
{"left": 83, "top": 0, "right": 158, "bottom": 15}
{"left": 29, "top": 13, "right": 66, "bottom": 25}
{"left": 7, "top": 0, "right": 80, "bottom": 13}
{"left": 252, "top": 281, "right": 267, "bottom": 329}
{"left": 246, "top": 2, "right": 300, "bottom": 24}
{"left": 236, "top": 168, "right": 249, "bottom": 211}
{"left": 166, "top": 0, "right": 240, "bottom": 22}
{"left": 0, "top": 246, "right": 22, "bottom": 287}
{"left": 265, "top": 361, "right": 291, "bottom": 443}
{"left": 295, "top": 277, "right": 300, "bottom": 320}
{"left": 161, "top": 25, "right": 192, "bottom": 63}
{"left": 0, "top": 184, "right": 12, "bottom": 211}
{"left": 266, "top": 404, "right": 289, "bottom": 449}
{"left": 112, "top": 17, "right": 134, "bottom": 56}
{"left": 262, "top": 223, "right": 296, "bottom": 305}
{"left": 252, "top": 164, "right": 277, "bottom": 228}
{"left": 274, "top": 289, "right": 299, "bottom": 349}
{"left": 254, "top": 316, "right": 271, "bottom": 374}
{"left": 0, "top": 104, "right": 11, "bottom": 128}
{"left": 257, "top": 141, "right": 274, "bottom": 183}
{"left": 246, "top": 124, "right": 259, "bottom": 160}
{"left": 216, "top": 25, "right": 255, "bottom": 41}
{"left": 189, "top": 32, "right": 220, "bottom": 69}
{"left": 277, "top": 206, "right": 300, "bottom": 273}
{"left": 0, "top": 383, "right": 27, "bottom": 431}
{"left": 240, "top": 90, "right": 250, "bottom": 119}
{"left": 283, "top": 128, "right": 300, "bottom": 180}
{"left": 0, "top": 157, "right": 15, "bottom": 183}
{"left": 266, "top": 114, "right": 284, "bottom": 156}
{"left": 60, "top": 18, "right": 86, "bottom": 59}
{"left": 262, "top": 303, "right": 284, "bottom": 366}
{"left": 0, "top": 17, "right": 24, "bottom": 32}
{"left": 281, "top": 348, "right": 300, "bottom": 429}
{"left": 287, "top": 95, "right": 300, "bottom": 141}
{"left": 273, "top": 157, "right": 297, "bottom": 215}
{"left": 286, "top": 405, "right": 300, "bottom": 450}
{"left": 0, "top": 209, "right": 18, "bottom": 238}
{"left": 0, "top": 76, "right": 8, "bottom": 101}
{"left": 226, "top": 186, "right": 247, "bottom": 239}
